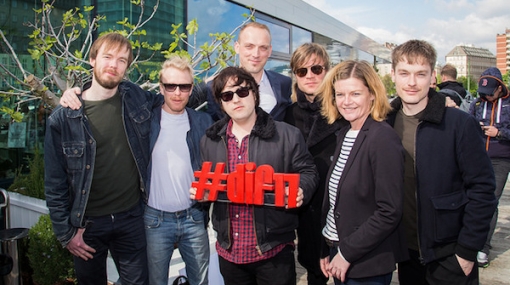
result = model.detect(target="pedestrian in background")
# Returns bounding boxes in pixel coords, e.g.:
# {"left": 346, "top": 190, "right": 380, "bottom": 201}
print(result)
{"left": 469, "top": 66, "right": 510, "bottom": 268}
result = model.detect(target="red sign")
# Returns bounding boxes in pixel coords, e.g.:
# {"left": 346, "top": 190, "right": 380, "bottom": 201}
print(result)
{"left": 192, "top": 162, "right": 300, "bottom": 208}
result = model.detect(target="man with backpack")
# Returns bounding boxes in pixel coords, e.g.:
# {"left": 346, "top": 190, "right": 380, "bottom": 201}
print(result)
{"left": 437, "top": 64, "right": 471, "bottom": 110}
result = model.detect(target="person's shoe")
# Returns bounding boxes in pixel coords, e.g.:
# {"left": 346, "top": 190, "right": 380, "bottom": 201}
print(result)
{"left": 477, "top": 251, "right": 489, "bottom": 268}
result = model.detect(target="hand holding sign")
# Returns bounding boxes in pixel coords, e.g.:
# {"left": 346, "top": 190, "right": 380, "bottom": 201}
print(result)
{"left": 191, "top": 162, "right": 300, "bottom": 208}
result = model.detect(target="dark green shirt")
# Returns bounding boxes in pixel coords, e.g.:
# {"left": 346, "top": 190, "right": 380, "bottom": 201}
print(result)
{"left": 394, "top": 108, "right": 422, "bottom": 251}
{"left": 84, "top": 93, "right": 140, "bottom": 216}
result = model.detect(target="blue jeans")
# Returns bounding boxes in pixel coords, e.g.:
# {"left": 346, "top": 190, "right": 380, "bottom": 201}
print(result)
{"left": 144, "top": 205, "right": 210, "bottom": 285}
{"left": 74, "top": 202, "right": 148, "bottom": 285}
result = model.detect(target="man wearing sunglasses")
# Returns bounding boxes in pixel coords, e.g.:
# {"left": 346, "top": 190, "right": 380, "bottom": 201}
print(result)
{"left": 191, "top": 66, "right": 318, "bottom": 285}
{"left": 469, "top": 67, "right": 510, "bottom": 269}
{"left": 284, "top": 43, "right": 348, "bottom": 285}
{"left": 205, "top": 22, "right": 292, "bottom": 122}
{"left": 144, "top": 55, "right": 213, "bottom": 285}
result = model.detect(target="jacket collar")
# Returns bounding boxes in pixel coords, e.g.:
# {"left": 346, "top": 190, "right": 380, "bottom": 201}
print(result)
{"left": 296, "top": 88, "right": 321, "bottom": 112}
{"left": 206, "top": 107, "right": 276, "bottom": 141}
{"left": 390, "top": 89, "right": 446, "bottom": 124}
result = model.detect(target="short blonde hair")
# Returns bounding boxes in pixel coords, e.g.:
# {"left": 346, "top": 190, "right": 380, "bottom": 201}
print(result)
{"left": 319, "top": 60, "right": 391, "bottom": 124}
{"left": 238, "top": 22, "right": 272, "bottom": 42}
{"left": 159, "top": 55, "right": 194, "bottom": 82}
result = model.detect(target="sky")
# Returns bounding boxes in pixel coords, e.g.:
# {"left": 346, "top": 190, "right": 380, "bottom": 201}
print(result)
{"left": 302, "top": 0, "right": 510, "bottom": 64}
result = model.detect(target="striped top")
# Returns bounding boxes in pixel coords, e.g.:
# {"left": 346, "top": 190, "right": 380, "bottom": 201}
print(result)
{"left": 322, "top": 129, "right": 359, "bottom": 242}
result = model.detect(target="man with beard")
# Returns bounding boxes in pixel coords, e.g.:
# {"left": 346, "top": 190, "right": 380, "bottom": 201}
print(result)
{"left": 44, "top": 32, "right": 162, "bottom": 285}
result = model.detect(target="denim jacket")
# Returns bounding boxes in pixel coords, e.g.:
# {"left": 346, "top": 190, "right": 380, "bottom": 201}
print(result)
{"left": 146, "top": 106, "right": 213, "bottom": 195}
{"left": 44, "top": 81, "right": 163, "bottom": 247}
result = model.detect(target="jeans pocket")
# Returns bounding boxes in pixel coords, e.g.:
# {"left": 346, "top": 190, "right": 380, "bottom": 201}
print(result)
{"left": 189, "top": 208, "right": 205, "bottom": 224}
{"left": 143, "top": 212, "right": 161, "bottom": 229}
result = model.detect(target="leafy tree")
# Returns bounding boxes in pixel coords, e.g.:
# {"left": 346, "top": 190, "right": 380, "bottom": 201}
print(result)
{"left": 0, "top": 0, "right": 254, "bottom": 121}
{"left": 380, "top": 74, "right": 396, "bottom": 97}
{"left": 457, "top": 75, "right": 477, "bottom": 96}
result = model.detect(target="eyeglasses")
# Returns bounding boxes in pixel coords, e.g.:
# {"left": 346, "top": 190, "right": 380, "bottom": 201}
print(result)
{"left": 220, "top": 86, "right": 251, "bottom": 102}
{"left": 161, "top": 83, "right": 193, "bottom": 93}
{"left": 294, "top": 65, "right": 325, "bottom": 78}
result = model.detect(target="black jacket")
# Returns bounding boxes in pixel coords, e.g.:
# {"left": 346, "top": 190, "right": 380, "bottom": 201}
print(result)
{"left": 320, "top": 116, "right": 408, "bottom": 278}
{"left": 387, "top": 90, "right": 497, "bottom": 263}
{"left": 437, "top": 81, "right": 467, "bottom": 106}
{"left": 201, "top": 108, "right": 318, "bottom": 253}
{"left": 284, "top": 90, "right": 347, "bottom": 273}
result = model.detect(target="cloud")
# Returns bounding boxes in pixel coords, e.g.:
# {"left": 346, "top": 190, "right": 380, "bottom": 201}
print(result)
{"left": 303, "top": 0, "right": 510, "bottom": 63}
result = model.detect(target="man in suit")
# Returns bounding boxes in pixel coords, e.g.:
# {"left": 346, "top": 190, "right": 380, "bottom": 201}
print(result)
{"left": 206, "top": 22, "right": 292, "bottom": 121}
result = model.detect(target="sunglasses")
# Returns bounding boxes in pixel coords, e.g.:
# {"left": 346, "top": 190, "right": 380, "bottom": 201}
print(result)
{"left": 294, "top": 65, "right": 325, "bottom": 77}
{"left": 162, "top": 83, "right": 193, "bottom": 93}
{"left": 220, "top": 86, "right": 252, "bottom": 102}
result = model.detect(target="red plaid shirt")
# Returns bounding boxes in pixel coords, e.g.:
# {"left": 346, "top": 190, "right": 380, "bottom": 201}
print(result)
{"left": 215, "top": 120, "right": 289, "bottom": 264}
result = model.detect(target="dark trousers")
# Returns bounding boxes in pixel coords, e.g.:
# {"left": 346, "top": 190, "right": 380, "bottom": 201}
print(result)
{"left": 74, "top": 202, "right": 148, "bottom": 285}
{"left": 483, "top": 158, "right": 510, "bottom": 254}
{"left": 297, "top": 206, "right": 329, "bottom": 285}
{"left": 218, "top": 245, "right": 296, "bottom": 285}
{"left": 398, "top": 249, "right": 478, "bottom": 285}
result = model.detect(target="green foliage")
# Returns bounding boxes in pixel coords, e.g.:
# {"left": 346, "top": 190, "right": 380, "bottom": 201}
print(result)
{"left": 380, "top": 74, "right": 396, "bottom": 97}
{"left": 503, "top": 71, "right": 509, "bottom": 86}
{"left": 28, "top": 214, "right": 76, "bottom": 285}
{"left": 0, "top": 1, "right": 254, "bottom": 120}
{"left": 457, "top": 76, "right": 477, "bottom": 96}
{"left": 8, "top": 148, "right": 45, "bottom": 199}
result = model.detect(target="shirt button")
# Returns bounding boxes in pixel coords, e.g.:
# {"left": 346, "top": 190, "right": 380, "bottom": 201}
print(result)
{"left": 234, "top": 232, "right": 239, "bottom": 237}
{"left": 86, "top": 165, "right": 91, "bottom": 169}
{"left": 82, "top": 190, "right": 86, "bottom": 195}
{"left": 238, "top": 155, "right": 241, "bottom": 159}
{"left": 235, "top": 214, "right": 239, "bottom": 218}
{"left": 89, "top": 139, "right": 93, "bottom": 144}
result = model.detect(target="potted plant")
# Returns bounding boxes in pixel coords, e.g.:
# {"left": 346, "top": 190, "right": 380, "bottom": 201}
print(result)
{"left": 27, "top": 214, "right": 76, "bottom": 285}
{"left": 6, "top": 148, "right": 48, "bottom": 229}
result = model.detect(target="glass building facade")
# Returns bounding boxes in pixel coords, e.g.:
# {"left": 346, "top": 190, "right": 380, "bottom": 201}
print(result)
{"left": 0, "top": 0, "right": 391, "bottom": 188}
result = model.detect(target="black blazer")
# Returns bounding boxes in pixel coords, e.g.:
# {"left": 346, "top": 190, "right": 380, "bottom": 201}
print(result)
{"left": 320, "top": 116, "right": 408, "bottom": 278}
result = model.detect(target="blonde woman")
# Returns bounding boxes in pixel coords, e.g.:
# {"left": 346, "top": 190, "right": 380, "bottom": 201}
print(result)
{"left": 319, "top": 60, "right": 408, "bottom": 285}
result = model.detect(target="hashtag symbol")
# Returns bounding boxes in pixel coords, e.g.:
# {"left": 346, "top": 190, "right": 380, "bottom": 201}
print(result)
{"left": 192, "top": 161, "right": 228, "bottom": 201}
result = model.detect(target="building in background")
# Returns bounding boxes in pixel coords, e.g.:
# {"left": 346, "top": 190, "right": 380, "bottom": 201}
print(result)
{"left": 496, "top": 28, "right": 510, "bottom": 75}
{"left": 0, "top": 0, "right": 391, "bottom": 189}
{"left": 445, "top": 45, "right": 496, "bottom": 82}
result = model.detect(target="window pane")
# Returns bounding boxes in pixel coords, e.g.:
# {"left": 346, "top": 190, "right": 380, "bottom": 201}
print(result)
{"left": 292, "top": 26, "right": 311, "bottom": 52}
{"left": 257, "top": 18, "right": 290, "bottom": 54}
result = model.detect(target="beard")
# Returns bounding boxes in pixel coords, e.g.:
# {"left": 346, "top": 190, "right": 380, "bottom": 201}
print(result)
{"left": 94, "top": 68, "right": 124, "bottom": 89}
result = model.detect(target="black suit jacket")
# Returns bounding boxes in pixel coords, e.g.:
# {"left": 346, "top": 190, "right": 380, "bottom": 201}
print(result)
{"left": 320, "top": 116, "right": 408, "bottom": 278}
